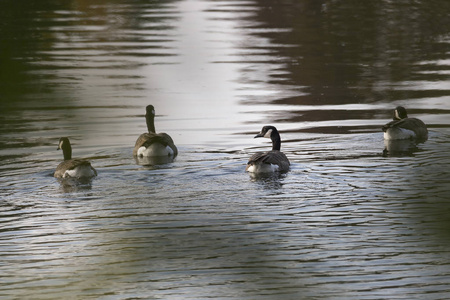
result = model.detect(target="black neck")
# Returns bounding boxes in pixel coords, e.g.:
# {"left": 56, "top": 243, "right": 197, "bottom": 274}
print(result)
{"left": 146, "top": 114, "right": 156, "bottom": 133}
{"left": 271, "top": 132, "right": 281, "bottom": 151}
{"left": 63, "top": 146, "right": 72, "bottom": 160}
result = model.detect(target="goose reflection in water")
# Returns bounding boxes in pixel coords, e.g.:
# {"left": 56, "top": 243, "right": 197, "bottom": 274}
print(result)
{"left": 382, "top": 139, "right": 422, "bottom": 157}
{"left": 57, "top": 177, "right": 94, "bottom": 193}
{"left": 134, "top": 155, "right": 175, "bottom": 166}
{"left": 249, "top": 172, "right": 286, "bottom": 190}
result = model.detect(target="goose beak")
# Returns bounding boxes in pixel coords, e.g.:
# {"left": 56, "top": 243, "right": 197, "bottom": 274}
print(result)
{"left": 254, "top": 133, "right": 264, "bottom": 138}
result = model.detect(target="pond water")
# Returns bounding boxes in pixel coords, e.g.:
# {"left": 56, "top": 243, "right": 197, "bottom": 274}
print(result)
{"left": 1, "top": 0, "right": 450, "bottom": 299}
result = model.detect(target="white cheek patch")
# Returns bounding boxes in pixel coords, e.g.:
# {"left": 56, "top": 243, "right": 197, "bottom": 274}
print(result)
{"left": 264, "top": 129, "right": 272, "bottom": 138}
{"left": 395, "top": 110, "right": 400, "bottom": 120}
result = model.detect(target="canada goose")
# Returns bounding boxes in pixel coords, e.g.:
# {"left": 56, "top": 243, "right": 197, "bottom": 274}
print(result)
{"left": 54, "top": 137, "right": 97, "bottom": 179}
{"left": 133, "top": 105, "right": 178, "bottom": 158}
{"left": 246, "top": 125, "right": 290, "bottom": 173}
{"left": 382, "top": 106, "right": 428, "bottom": 141}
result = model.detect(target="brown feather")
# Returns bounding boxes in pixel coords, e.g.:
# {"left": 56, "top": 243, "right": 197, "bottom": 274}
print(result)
{"left": 54, "top": 159, "right": 97, "bottom": 178}
{"left": 382, "top": 117, "right": 428, "bottom": 139}
{"left": 133, "top": 132, "right": 178, "bottom": 156}
{"left": 246, "top": 150, "right": 290, "bottom": 172}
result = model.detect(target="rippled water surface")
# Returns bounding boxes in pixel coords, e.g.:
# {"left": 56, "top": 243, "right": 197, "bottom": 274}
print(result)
{"left": 1, "top": 0, "right": 450, "bottom": 299}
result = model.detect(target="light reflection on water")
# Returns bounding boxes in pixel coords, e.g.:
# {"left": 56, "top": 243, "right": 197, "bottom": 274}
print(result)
{"left": 1, "top": 0, "right": 450, "bottom": 299}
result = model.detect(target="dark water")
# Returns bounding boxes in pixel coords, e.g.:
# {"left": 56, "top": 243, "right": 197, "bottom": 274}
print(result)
{"left": 1, "top": 0, "right": 450, "bottom": 299}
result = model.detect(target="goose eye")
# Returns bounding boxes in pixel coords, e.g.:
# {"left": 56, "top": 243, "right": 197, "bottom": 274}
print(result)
{"left": 264, "top": 129, "right": 272, "bottom": 138}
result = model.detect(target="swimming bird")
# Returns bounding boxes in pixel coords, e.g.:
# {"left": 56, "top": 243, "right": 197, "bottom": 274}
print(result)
{"left": 133, "top": 105, "right": 178, "bottom": 157}
{"left": 54, "top": 137, "right": 97, "bottom": 179}
{"left": 246, "top": 125, "right": 290, "bottom": 173}
{"left": 382, "top": 106, "right": 428, "bottom": 141}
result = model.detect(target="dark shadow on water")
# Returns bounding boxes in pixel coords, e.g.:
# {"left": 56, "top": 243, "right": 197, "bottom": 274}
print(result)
{"left": 382, "top": 139, "right": 425, "bottom": 157}
{"left": 249, "top": 172, "right": 288, "bottom": 190}
{"left": 57, "top": 177, "right": 94, "bottom": 193}
{"left": 134, "top": 155, "right": 175, "bottom": 167}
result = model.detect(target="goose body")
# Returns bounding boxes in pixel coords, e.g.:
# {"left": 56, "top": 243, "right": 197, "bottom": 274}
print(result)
{"left": 382, "top": 106, "right": 428, "bottom": 141}
{"left": 133, "top": 105, "right": 178, "bottom": 158}
{"left": 246, "top": 126, "right": 290, "bottom": 174}
{"left": 54, "top": 137, "right": 97, "bottom": 179}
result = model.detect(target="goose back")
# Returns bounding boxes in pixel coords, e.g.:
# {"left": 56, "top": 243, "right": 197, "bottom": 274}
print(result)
{"left": 133, "top": 132, "right": 178, "bottom": 157}
{"left": 246, "top": 150, "right": 290, "bottom": 173}
{"left": 54, "top": 159, "right": 97, "bottom": 178}
{"left": 383, "top": 117, "right": 428, "bottom": 140}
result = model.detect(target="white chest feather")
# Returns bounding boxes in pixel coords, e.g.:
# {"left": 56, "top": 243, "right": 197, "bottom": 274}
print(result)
{"left": 64, "top": 165, "right": 96, "bottom": 178}
{"left": 137, "top": 144, "right": 174, "bottom": 157}
{"left": 247, "top": 163, "right": 279, "bottom": 174}
{"left": 384, "top": 127, "right": 416, "bottom": 140}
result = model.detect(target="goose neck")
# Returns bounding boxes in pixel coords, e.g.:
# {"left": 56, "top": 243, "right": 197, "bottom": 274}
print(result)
{"left": 146, "top": 114, "right": 156, "bottom": 133}
{"left": 62, "top": 146, "right": 72, "bottom": 160}
{"left": 271, "top": 134, "right": 281, "bottom": 151}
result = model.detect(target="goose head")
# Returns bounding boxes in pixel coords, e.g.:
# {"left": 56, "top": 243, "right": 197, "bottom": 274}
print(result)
{"left": 254, "top": 125, "right": 281, "bottom": 151}
{"left": 394, "top": 106, "right": 408, "bottom": 120}
{"left": 254, "top": 125, "right": 277, "bottom": 139}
